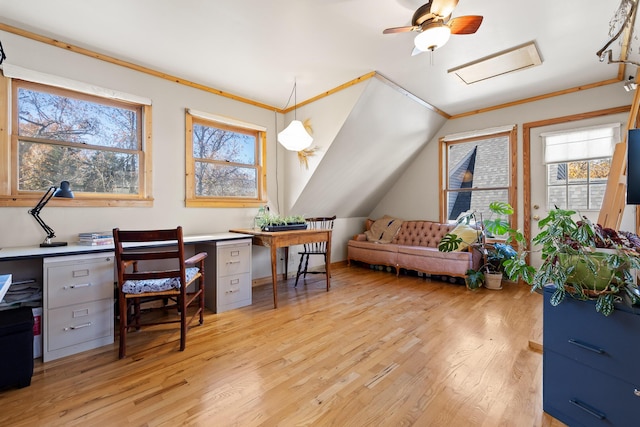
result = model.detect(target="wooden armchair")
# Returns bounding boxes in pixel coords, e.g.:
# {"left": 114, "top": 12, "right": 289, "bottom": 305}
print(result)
{"left": 113, "top": 226, "right": 207, "bottom": 359}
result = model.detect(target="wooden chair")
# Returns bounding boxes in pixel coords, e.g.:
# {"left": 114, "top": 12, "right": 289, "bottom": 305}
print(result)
{"left": 113, "top": 226, "right": 207, "bottom": 359}
{"left": 295, "top": 216, "right": 336, "bottom": 287}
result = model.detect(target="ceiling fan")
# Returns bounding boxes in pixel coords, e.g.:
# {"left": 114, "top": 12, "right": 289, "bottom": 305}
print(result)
{"left": 383, "top": 0, "right": 483, "bottom": 55}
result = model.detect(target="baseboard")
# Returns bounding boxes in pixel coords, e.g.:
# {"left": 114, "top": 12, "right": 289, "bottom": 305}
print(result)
{"left": 251, "top": 261, "right": 347, "bottom": 287}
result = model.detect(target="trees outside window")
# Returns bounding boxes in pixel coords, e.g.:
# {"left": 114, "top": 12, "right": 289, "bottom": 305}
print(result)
{"left": 185, "top": 111, "right": 266, "bottom": 207}
{"left": 2, "top": 79, "right": 151, "bottom": 206}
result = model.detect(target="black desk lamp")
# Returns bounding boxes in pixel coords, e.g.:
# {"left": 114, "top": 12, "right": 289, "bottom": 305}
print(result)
{"left": 29, "top": 181, "right": 74, "bottom": 247}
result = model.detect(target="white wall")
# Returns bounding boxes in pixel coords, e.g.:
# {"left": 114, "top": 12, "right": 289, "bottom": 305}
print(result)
{"left": 0, "top": 30, "right": 289, "bottom": 279}
{"left": 371, "top": 83, "right": 636, "bottom": 233}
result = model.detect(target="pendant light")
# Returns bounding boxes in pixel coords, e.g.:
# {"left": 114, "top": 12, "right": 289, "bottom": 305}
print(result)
{"left": 278, "top": 80, "right": 313, "bottom": 151}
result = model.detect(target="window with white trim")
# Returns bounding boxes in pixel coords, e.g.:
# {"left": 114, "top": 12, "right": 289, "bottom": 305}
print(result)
{"left": 185, "top": 109, "right": 266, "bottom": 207}
{"left": 542, "top": 123, "right": 619, "bottom": 211}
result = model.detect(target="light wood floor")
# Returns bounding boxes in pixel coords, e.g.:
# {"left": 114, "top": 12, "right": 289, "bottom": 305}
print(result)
{"left": 0, "top": 264, "right": 567, "bottom": 426}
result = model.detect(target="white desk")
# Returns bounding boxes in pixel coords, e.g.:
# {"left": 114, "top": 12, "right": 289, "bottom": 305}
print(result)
{"left": 0, "top": 232, "right": 251, "bottom": 261}
{"left": 0, "top": 232, "right": 253, "bottom": 361}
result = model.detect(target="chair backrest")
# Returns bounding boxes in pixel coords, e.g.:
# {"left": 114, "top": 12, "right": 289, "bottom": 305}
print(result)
{"left": 113, "top": 227, "right": 187, "bottom": 291}
{"left": 304, "top": 216, "right": 336, "bottom": 253}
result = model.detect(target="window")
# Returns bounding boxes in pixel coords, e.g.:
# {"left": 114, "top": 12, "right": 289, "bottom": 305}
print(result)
{"left": 185, "top": 110, "right": 266, "bottom": 207}
{"left": 542, "top": 123, "right": 618, "bottom": 211}
{"left": 1, "top": 78, "right": 152, "bottom": 206}
{"left": 441, "top": 127, "right": 517, "bottom": 223}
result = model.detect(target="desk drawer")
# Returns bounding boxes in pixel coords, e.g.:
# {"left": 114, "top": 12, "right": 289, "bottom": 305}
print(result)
{"left": 544, "top": 288, "right": 640, "bottom": 384}
{"left": 217, "top": 242, "right": 251, "bottom": 276}
{"left": 217, "top": 273, "right": 251, "bottom": 306}
{"left": 544, "top": 350, "right": 640, "bottom": 427}
{"left": 47, "top": 300, "right": 112, "bottom": 352}
{"left": 45, "top": 254, "right": 114, "bottom": 309}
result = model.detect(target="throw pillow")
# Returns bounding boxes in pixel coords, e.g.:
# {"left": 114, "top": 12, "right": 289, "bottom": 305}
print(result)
{"left": 365, "top": 216, "right": 403, "bottom": 243}
{"left": 450, "top": 223, "right": 480, "bottom": 251}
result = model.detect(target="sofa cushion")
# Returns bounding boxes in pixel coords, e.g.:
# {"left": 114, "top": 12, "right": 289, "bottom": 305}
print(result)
{"left": 449, "top": 223, "right": 480, "bottom": 251}
{"left": 348, "top": 239, "right": 399, "bottom": 253}
{"left": 393, "top": 221, "right": 455, "bottom": 247}
{"left": 365, "top": 216, "right": 403, "bottom": 243}
{"left": 397, "top": 245, "right": 472, "bottom": 261}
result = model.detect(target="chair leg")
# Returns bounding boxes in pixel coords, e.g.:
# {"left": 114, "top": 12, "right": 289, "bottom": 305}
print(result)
{"left": 118, "top": 294, "right": 127, "bottom": 359}
{"left": 199, "top": 276, "right": 204, "bottom": 325}
{"left": 303, "top": 254, "right": 310, "bottom": 279}
{"left": 295, "top": 254, "right": 305, "bottom": 287}
{"left": 179, "top": 293, "right": 187, "bottom": 351}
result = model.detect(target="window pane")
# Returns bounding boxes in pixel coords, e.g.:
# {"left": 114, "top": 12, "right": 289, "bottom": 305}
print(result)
{"left": 192, "top": 124, "right": 256, "bottom": 164}
{"left": 548, "top": 186, "right": 566, "bottom": 209}
{"left": 195, "top": 162, "right": 257, "bottom": 197}
{"left": 448, "top": 136, "right": 509, "bottom": 190}
{"left": 18, "top": 141, "right": 139, "bottom": 193}
{"left": 547, "top": 163, "right": 567, "bottom": 185}
{"left": 18, "top": 88, "right": 139, "bottom": 150}
{"left": 589, "top": 158, "right": 611, "bottom": 181}
{"left": 567, "top": 161, "right": 588, "bottom": 182}
{"left": 589, "top": 183, "right": 607, "bottom": 209}
{"left": 447, "top": 189, "right": 508, "bottom": 222}
{"left": 567, "top": 185, "right": 588, "bottom": 210}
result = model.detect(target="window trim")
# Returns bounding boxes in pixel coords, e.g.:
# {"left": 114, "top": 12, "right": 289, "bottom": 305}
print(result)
{"left": 185, "top": 110, "right": 267, "bottom": 208}
{"left": 439, "top": 126, "right": 517, "bottom": 224}
{"left": 0, "top": 76, "right": 153, "bottom": 207}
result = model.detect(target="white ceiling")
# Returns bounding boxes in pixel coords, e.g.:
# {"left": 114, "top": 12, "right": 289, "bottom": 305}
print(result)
{"left": 0, "top": 0, "right": 633, "bottom": 116}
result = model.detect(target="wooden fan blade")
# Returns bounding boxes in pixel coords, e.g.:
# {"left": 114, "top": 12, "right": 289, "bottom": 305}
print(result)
{"left": 430, "top": 0, "right": 459, "bottom": 18}
{"left": 383, "top": 25, "right": 419, "bottom": 34}
{"left": 412, "top": 3, "right": 435, "bottom": 26}
{"left": 448, "top": 15, "right": 483, "bottom": 34}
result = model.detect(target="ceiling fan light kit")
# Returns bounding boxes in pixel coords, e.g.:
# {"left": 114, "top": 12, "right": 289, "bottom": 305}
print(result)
{"left": 414, "top": 23, "right": 451, "bottom": 51}
{"left": 383, "top": 0, "right": 482, "bottom": 55}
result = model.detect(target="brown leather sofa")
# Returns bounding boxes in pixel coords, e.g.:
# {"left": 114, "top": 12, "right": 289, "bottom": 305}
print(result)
{"left": 347, "top": 219, "right": 481, "bottom": 279}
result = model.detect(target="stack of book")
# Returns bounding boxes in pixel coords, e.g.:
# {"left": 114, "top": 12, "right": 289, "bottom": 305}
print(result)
{"left": 78, "top": 231, "right": 113, "bottom": 246}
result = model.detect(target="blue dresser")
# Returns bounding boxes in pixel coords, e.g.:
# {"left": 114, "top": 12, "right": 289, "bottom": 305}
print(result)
{"left": 543, "top": 286, "right": 640, "bottom": 426}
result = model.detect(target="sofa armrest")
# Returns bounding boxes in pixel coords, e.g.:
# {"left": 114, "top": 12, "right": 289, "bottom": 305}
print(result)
{"left": 353, "top": 233, "right": 367, "bottom": 241}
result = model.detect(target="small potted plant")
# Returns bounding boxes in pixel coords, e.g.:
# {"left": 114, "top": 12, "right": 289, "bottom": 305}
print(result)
{"left": 257, "top": 213, "right": 307, "bottom": 232}
{"left": 439, "top": 201, "right": 528, "bottom": 290}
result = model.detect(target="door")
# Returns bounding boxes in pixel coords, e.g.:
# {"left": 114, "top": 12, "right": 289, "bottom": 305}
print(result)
{"left": 528, "top": 111, "right": 630, "bottom": 268}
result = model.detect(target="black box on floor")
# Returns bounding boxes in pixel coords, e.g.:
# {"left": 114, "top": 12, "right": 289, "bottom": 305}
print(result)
{"left": 0, "top": 307, "right": 34, "bottom": 390}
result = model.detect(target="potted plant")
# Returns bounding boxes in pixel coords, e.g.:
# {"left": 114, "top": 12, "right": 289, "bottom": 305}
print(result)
{"left": 257, "top": 212, "right": 307, "bottom": 232}
{"left": 503, "top": 207, "right": 640, "bottom": 316}
{"left": 439, "top": 201, "right": 528, "bottom": 290}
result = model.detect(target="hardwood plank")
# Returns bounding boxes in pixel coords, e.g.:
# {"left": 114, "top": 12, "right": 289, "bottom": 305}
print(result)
{"left": 0, "top": 265, "right": 566, "bottom": 426}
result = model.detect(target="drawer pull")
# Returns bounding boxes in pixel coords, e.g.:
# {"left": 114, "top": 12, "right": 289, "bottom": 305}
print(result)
{"left": 64, "top": 322, "right": 92, "bottom": 331}
{"left": 226, "top": 289, "right": 239, "bottom": 294}
{"left": 569, "top": 399, "right": 606, "bottom": 420}
{"left": 227, "top": 260, "right": 241, "bottom": 265}
{"left": 635, "top": 389, "right": 640, "bottom": 397}
{"left": 568, "top": 339, "right": 605, "bottom": 354}
{"left": 64, "top": 283, "right": 92, "bottom": 290}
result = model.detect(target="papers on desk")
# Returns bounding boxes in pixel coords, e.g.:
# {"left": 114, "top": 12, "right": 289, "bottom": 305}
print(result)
{"left": 0, "top": 274, "right": 10, "bottom": 304}
{"left": 0, "top": 279, "right": 42, "bottom": 308}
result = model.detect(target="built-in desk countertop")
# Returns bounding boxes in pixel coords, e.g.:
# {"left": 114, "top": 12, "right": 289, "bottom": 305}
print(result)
{"left": 0, "top": 232, "right": 253, "bottom": 262}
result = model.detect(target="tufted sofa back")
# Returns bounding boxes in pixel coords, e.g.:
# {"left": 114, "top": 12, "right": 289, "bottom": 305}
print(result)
{"left": 365, "top": 219, "right": 455, "bottom": 248}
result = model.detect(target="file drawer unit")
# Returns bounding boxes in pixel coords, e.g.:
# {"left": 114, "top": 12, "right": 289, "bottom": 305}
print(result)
{"left": 200, "top": 239, "right": 252, "bottom": 313}
{"left": 43, "top": 253, "right": 114, "bottom": 362}
{"left": 543, "top": 286, "right": 640, "bottom": 427}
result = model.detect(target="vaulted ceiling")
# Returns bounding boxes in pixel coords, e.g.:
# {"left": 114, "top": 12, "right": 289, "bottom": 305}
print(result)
{"left": 0, "top": 0, "right": 634, "bottom": 116}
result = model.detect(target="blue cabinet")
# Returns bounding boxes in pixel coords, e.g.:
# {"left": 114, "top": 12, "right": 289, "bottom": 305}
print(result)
{"left": 543, "top": 286, "right": 640, "bottom": 426}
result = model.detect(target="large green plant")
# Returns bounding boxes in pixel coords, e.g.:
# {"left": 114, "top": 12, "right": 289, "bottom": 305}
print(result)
{"left": 439, "top": 202, "right": 535, "bottom": 288}
{"left": 505, "top": 207, "right": 640, "bottom": 316}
